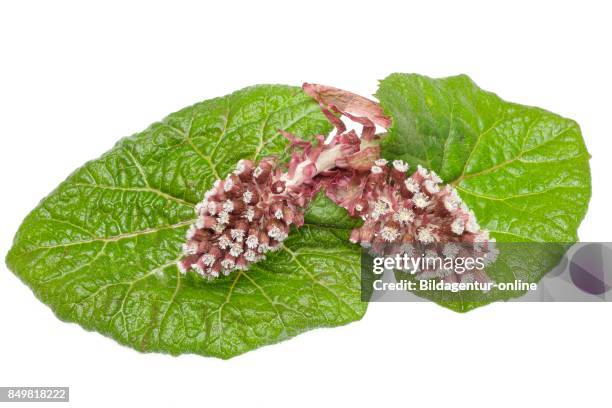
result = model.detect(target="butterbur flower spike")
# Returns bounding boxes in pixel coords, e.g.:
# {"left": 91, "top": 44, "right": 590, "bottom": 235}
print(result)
{"left": 323, "top": 160, "right": 499, "bottom": 286}
{"left": 180, "top": 83, "right": 497, "bottom": 286}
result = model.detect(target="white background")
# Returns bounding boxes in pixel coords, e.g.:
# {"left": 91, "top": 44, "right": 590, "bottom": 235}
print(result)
{"left": 1, "top": 1, "right": 610, "bottom": 407}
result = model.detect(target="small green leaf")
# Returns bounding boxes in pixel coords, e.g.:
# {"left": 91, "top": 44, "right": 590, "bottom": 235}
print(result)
{"left": 6, "top": 85, "right": 367, "bottom": 358}
{"left": 377, "top": 73, "right": 591, "bottom": 311}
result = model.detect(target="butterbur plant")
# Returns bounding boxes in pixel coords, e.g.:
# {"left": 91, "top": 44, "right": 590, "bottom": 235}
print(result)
{"left": 6, "top": 74, "right": 591, "bottom": 358}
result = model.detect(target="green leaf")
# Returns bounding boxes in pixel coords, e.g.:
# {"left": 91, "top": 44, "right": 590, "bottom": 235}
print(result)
{"left": 6, "top": 84, "right": 367, "bottom": 359}
{"left": 377, "top": 73, "right": 591, "bottom": 311}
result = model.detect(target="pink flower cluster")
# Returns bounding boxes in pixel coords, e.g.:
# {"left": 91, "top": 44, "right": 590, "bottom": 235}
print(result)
{"left": 323, "top": 159, "right": 497, "bottom": 284}
{"left": 303, "top": 82, "right": 497, "bottom": 284}
{"left": 177, "top": 125, "right": 371, "bottom": 278}
{"left": 179, "top": 83, "right": 496, "bottom": 285}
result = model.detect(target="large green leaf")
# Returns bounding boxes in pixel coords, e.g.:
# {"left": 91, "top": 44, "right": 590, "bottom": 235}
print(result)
{"left": 377, "top": 73, "right": 591, "bottom": 311}
{"left": 6, "top": 84, "right": 367, "bottom": 359}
